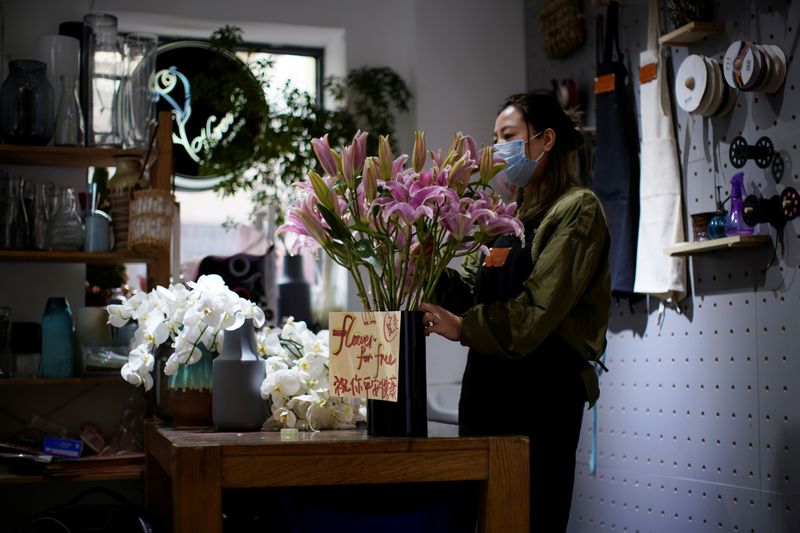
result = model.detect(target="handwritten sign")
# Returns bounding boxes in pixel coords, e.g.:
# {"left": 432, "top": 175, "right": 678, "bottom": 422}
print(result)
{"left": 329, "top": 311, "right": 401, "bottom": 402}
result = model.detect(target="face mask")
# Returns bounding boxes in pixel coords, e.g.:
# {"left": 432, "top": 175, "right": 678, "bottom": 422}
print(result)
{"left": 494, "top": 131, "right": 545, "bottom": 189}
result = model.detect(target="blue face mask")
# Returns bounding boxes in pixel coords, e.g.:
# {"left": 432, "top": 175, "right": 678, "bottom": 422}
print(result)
{"left": 494, "top": 131, "right": 545, "bottom": 189}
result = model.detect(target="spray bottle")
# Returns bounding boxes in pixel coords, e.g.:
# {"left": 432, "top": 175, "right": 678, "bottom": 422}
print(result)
{"left": 725, "top": 172, "right": 754, "bottom": 237}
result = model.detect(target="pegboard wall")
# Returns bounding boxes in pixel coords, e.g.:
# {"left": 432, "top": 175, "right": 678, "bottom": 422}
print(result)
{"left": 524, "top": 1, "right": 800, "bottom": 531}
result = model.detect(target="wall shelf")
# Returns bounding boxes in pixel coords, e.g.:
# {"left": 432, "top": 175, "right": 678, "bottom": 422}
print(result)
{"left": 0, "top": 376, "right": 124, "bottom": 386}
{"left": 0, "top": 250, "right": 155, "bottom": 264}
{"left": 659, "top": 21, "right": 724, "bottom": 46}
{"left": 0, "top": 144, "right": 150, "bottom": 167}
{"left": 665, "top": 234, "right": 771, "bottom": 256}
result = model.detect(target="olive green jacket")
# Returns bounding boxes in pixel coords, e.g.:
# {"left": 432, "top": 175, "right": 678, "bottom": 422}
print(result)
{"left": 438, "top": 186, "right": 611, "bottom": 406}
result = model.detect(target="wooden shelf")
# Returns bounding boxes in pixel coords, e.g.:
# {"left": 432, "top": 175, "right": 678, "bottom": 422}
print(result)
{"left": 0, "top": 144, "right": 150, "bottom": 167}
{"left": 665, "top": 235, "right": 771, "bottom": 256}
{"left": 0, "top": 455, "right": 144, "bottom": 483}
{"left": 659, "top": 21, "right": 724, "bottom": 46}
{"left": 0, "top": 250, "right": 155, "bottom": 264}
{"left": 0, "top": 376, "right": 124, "bottom": 385}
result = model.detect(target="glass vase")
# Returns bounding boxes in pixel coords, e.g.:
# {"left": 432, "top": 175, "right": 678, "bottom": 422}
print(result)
{"left": 47, "top": 186, "right": 84, "bottom": 251}
{"left": 165, "top": 345, "right": 214, "bottom": 427}
{"left": 0, "top": 59, "right": 54, "bottom": 145}
{"left": 41, "top": 297, "right": 75, "bottom": 378}
{"left": 83, "top": 13, "right": 122, "bottom": 147}
{"left": 54, "top": 73, "right": 84, "bottom": 146}
{"left": 120, "top": 33, "right": 158, "bottom": 149}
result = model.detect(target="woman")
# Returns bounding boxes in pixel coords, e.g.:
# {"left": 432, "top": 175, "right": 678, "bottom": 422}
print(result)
{"left": 420, "top": 92, "right": 611, "bottom": 532}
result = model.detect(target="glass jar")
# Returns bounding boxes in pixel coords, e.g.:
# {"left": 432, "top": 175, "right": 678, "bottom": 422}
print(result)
{"left": 0, "top": 59, "right": 54, "bottom": 145}
{"left": 41, "top": 297, "right": 75, "bottom": 378}
{"left": 46, "top": 186, "right": 84, "bottom": 251}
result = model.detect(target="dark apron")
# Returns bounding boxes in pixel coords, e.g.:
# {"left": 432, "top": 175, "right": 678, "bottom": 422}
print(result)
{"left": 592, "top": 1, "right": 639, "bottom": 296}
{"left": 457, "top": 218, "right": 589, "bottom": 532}
{"left": 458, "top": 219, "right": 587, "bottom": 436}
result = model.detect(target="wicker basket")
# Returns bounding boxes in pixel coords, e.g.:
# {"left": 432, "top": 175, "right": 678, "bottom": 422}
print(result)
{"left": 109, "top": 188, "right": 133, "bottom": 251}
{"left": 539, "top": 0, "right": 585, "bottom": 60}
{"left": 128, "top": 189, "right": 174, "bottom": 256}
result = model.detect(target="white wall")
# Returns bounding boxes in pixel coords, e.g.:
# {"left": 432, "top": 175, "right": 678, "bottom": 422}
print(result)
{"left": 1, "top": 0, "right": 526, "bottom": 384}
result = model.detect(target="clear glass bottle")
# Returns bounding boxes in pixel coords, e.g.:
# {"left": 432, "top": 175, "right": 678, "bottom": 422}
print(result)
{"left": 0, "top": 306, "right": 13, "bottom": 378}
{"left": 0, "top": 173, "right": 15, "bottom": 249}
{"left": 31, "top": 181, "right": 51, "bottom": 250}
{"left": 46, "top": 186, "right": 84, "bottom": 251}
{"left": 54, "top": 74, "right": 84, "bottom": 146}
{"left": 41, "top": 297, "right": 75, "bottom": 378}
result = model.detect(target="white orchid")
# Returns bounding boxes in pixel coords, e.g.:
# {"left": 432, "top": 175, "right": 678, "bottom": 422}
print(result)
{"left": 257, "top": 318, "right": 364, "bottom": 431}
{"left": 107, "top": 274, "right": 266, "bottom": 391}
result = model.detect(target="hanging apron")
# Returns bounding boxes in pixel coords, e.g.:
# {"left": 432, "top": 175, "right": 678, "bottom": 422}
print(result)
{"left": 632, "top": 0, "right": 686, "bottom": 303}
{"left": 591, "top": 1, "right": 639, "bottom": 296}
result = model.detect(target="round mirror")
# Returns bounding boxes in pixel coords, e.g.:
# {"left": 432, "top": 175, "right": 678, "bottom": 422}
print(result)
{"left": 154, "top": 40, "right": 266, "bottom": 190}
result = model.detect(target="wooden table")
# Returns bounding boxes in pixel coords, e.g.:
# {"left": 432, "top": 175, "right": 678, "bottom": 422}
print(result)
{"left": 144, "top": 421, "right": 529, "bottom": 532}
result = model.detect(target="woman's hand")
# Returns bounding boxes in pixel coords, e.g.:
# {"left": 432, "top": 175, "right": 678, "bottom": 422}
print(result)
{"left": 419, "top": 302, "right": 462, "bottom": 341}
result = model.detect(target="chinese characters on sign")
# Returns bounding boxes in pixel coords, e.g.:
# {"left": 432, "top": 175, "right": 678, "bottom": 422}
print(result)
{"left": 329, "top": 312, "right": 401, "bottom": 402}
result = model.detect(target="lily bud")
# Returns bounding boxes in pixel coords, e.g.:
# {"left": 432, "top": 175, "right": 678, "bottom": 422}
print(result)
{"left": 342, "top": 144, "right": 355, "bottom": 186}
{"left": 351, "top": 130, "right": 368, "bottom": 175}
{"left": 311, "top": 134, "right": 339, "bottom": 178}
{"left": 412, "top": 131, "right": 426, "bottom": 172}
{"left": 363, "top": 157, "right": 379, "bottom": 202}
{"left": 378, "top": 135, "right": 394, "bottom": 180}
{"left": 479, "top": 146, "right": 506, "bottom": 186}
{"left": 308, "top": 170, "right": 334, "bottom": 212}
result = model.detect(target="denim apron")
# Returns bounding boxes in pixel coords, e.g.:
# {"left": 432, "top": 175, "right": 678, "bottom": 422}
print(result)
{"left": 592, "top": 1, "right": 640, "bottom": 296}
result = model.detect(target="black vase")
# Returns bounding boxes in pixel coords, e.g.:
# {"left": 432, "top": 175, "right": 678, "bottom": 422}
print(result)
{"left": 367, "top": 311, "right": 428, "bottom": 437}
{"left": 277, "top": 254, "right": 311, "bottom": 324}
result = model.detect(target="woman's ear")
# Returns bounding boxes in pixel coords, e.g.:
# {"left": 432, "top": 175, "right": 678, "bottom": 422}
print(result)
{"left": 542, "top": 128, "right": 557, "bottom": 152}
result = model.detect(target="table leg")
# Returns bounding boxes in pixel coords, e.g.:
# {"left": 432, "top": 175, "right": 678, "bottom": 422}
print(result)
{"left": 478, "top": 437, "right": 530, "bottom": 533}
{"left": 145, "top": 452, "right": 172, "bottom": 531}
{"left": 172, "top": 446, "right": 223, "bottom": 533}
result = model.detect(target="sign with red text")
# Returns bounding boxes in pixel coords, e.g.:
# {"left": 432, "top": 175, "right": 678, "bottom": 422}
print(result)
{"left": 328, "top": 311, "right": 401, "bottom": 402}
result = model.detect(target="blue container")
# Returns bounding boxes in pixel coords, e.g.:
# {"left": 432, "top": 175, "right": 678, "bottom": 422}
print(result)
{"left": 41, "top": 297, "right": 75, "bottom": 378}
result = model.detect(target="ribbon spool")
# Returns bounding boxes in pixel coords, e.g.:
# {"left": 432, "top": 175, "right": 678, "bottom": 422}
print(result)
{"left": 723, "top": 41, "right": 787, "bottom": 94}
{"left": 781, "top": 187, "right": 800, "bottom": 221}
{"left": 675, "top": 54, "right": 736, "bottom": 117}
{"left": 729, "top": 136, "right": 775, "bottom": 169}
{"left": 743, "top": 194, "right": 783, "bottom": 228}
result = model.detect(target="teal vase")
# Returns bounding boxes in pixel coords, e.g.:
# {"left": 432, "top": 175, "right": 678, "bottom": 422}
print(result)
{"left": 164, "top": 345, "right": 214, "bottom": 427}
{"left": 41, "top": 297, "right": 75, "bottom": 378}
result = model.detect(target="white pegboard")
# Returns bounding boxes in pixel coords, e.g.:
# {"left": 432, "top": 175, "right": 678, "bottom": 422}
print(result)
{"left": 524, "top": 0, "right": 800, "bottom": 531}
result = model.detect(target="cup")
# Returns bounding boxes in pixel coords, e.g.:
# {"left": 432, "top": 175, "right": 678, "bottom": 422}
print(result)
{"left": 83, "top": 210, "right": 112, "bottom": 252}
